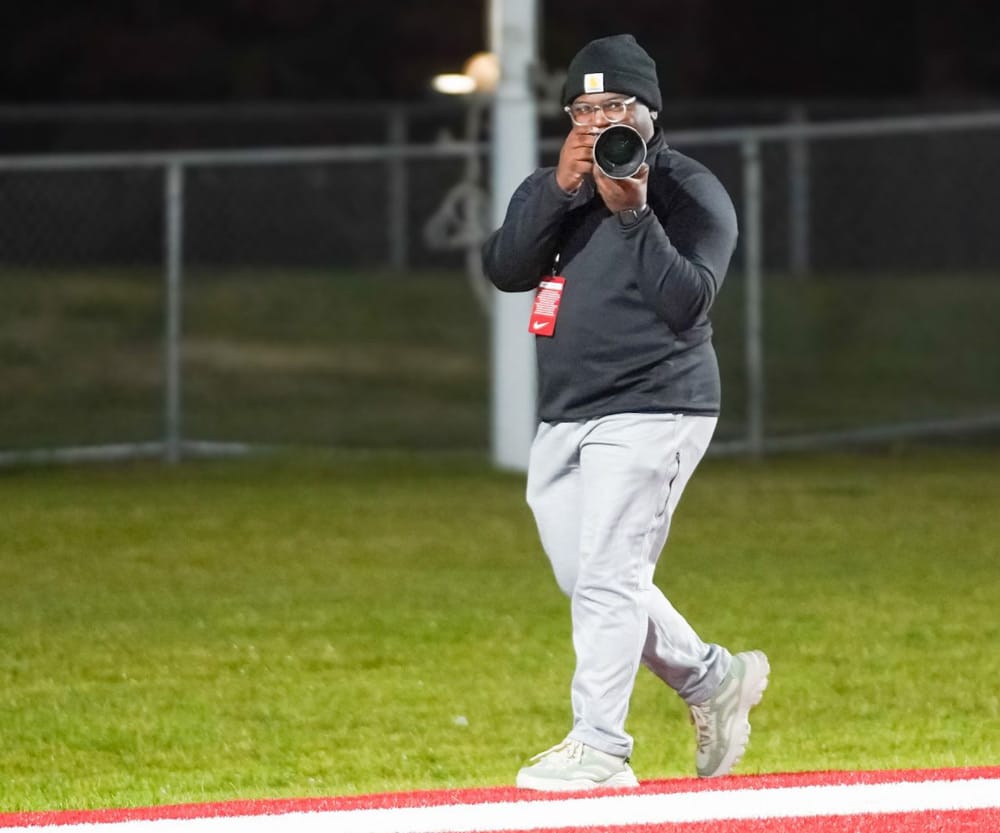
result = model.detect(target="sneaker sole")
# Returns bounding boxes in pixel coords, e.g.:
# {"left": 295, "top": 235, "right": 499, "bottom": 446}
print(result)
{"left": 701, "top": 650, "right": 770, "bottom": 778}
{"left": 516, "top": 768, "right": 640, "bottom": 792}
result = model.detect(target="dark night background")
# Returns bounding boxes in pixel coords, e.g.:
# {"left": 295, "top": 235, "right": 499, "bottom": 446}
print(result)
{"left": 2, "top": 1, "right": 999, "bottom": 104}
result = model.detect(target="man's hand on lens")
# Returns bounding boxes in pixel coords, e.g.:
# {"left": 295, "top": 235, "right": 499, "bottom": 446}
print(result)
{"left": 595, "top": 163, "right": 649, "bottom": 214}
{"left": 556, "top": 126, "right": 598, "bottom": 194}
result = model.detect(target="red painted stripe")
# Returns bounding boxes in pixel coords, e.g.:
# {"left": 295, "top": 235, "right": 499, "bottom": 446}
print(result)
{"left": 2, "top": 767, "right": 999, "bottom": 828}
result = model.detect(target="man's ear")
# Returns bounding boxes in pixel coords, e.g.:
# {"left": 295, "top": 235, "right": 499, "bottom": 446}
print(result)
{"left": 650, "top": 111, "right": 658, "bottom": 121}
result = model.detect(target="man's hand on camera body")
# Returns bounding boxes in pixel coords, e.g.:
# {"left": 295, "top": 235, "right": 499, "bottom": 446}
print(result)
{"left": 595, "top": 162, "right": 649, "bottom": 214}
{"left": 555, "top": 125, "right": 599, "bottom": 194}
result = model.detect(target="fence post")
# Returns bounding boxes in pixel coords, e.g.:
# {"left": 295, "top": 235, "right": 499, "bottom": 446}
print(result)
{"left": 741, "top": 138, "right": 765, "bottom": 456}
{"left": 164, "top": 161, "right": 184, "bottom": 464}
{"left": 387, "top": 106, "right": 408, "bottom": 271}
{"left": 787, "top": 104, "right": 811, "bottom": 277}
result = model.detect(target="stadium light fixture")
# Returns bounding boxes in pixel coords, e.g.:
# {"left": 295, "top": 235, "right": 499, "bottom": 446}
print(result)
{"left": 432, "top": 73, "right": 477, "bottom": 95}
{"left": 432, "top": 52, "right": 500, "bottom": 96}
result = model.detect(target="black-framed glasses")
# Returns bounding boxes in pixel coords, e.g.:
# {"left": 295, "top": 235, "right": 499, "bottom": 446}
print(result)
{"left": 563, "top": 96, "right": 636, "bottom": 126}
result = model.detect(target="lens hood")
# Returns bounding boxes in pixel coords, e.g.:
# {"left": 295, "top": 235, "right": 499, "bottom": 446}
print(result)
{"left": 593, "top": 124, "right": 647, "bottom": 179}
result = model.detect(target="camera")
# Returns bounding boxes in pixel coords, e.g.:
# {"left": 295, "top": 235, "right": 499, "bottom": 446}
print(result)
{"left": 593, "top": 124, "right": 647, "bottom": 179}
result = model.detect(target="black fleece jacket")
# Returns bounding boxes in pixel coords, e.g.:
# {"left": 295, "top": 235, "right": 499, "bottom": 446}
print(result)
{"left": 481, "top": 129, "right": 738, "bottom": 422}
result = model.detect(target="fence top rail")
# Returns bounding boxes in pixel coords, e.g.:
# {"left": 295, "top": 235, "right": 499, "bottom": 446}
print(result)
{"left": 0, "top": 142, "right": 476, "bottom": 171}
{"left": 1, "top": 109, "right": 999, "bottom": 172}
{"left": 659, "top": 108, "right": 1000, "bottom": 147}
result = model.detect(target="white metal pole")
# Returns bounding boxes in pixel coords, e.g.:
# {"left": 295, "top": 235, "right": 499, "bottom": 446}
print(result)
{"left": 489, "top": 0, "right": 538, "bottom": 471}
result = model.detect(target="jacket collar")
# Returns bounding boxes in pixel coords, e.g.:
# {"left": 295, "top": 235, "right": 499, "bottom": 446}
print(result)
{"left": 646, "top": 126, "right": 667, "bottom": 157}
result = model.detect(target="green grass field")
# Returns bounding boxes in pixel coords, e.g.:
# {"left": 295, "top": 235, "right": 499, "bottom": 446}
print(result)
{"left": 2, "top": 447, "right": 998, "bottom": 812}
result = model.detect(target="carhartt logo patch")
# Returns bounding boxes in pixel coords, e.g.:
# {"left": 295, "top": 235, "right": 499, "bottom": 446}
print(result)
{"left": 583, "top": 72, "right": 604, "bottom": 93}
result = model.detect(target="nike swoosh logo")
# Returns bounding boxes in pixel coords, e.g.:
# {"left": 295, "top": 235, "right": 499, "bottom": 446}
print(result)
{"left": 532, "top": 321, "right": 550, "bottom": 330}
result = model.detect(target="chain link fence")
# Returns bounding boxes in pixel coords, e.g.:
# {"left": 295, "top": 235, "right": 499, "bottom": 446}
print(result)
{"left": 1, "top": 107, "right": 999, "bottom": 465}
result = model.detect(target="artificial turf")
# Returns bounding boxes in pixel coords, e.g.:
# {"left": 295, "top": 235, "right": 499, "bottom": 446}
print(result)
{"left": 1, "top": 446, "right": 997, "bottom": 811}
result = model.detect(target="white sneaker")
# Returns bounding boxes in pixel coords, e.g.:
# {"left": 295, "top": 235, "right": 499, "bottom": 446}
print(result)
{"left": 516, "top": 739, "right": 639, "bottom": 791}
{"left": 689, "top": 650, "right": 770, "bottom": 777}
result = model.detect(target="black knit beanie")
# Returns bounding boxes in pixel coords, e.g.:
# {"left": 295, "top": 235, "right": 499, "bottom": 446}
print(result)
{"left": 562, "top": 34, "right": 662, "bottom": 111}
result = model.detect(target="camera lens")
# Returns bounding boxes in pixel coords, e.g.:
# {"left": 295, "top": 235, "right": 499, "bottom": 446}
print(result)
{"left": 593, "top": 125, "right": 646, "bottom": 179}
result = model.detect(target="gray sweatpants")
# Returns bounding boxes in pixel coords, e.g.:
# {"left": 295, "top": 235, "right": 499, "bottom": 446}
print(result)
{"left": 525, "top": 412, "right": 731, "bottom": 759}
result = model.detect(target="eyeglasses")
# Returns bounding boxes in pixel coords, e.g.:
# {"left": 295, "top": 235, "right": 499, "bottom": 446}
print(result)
{"left": 563, "top": 96, "right": 636, "bottom": 126}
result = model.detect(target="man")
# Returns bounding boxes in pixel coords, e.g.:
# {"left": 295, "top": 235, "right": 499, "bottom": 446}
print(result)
{"left": 481, "top": 34, "right": 769, "bottom": 791}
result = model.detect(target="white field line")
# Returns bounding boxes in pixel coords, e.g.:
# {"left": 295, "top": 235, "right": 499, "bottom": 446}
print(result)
{"left": 5, "top": 778, "right": 998, "bottom": 833}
